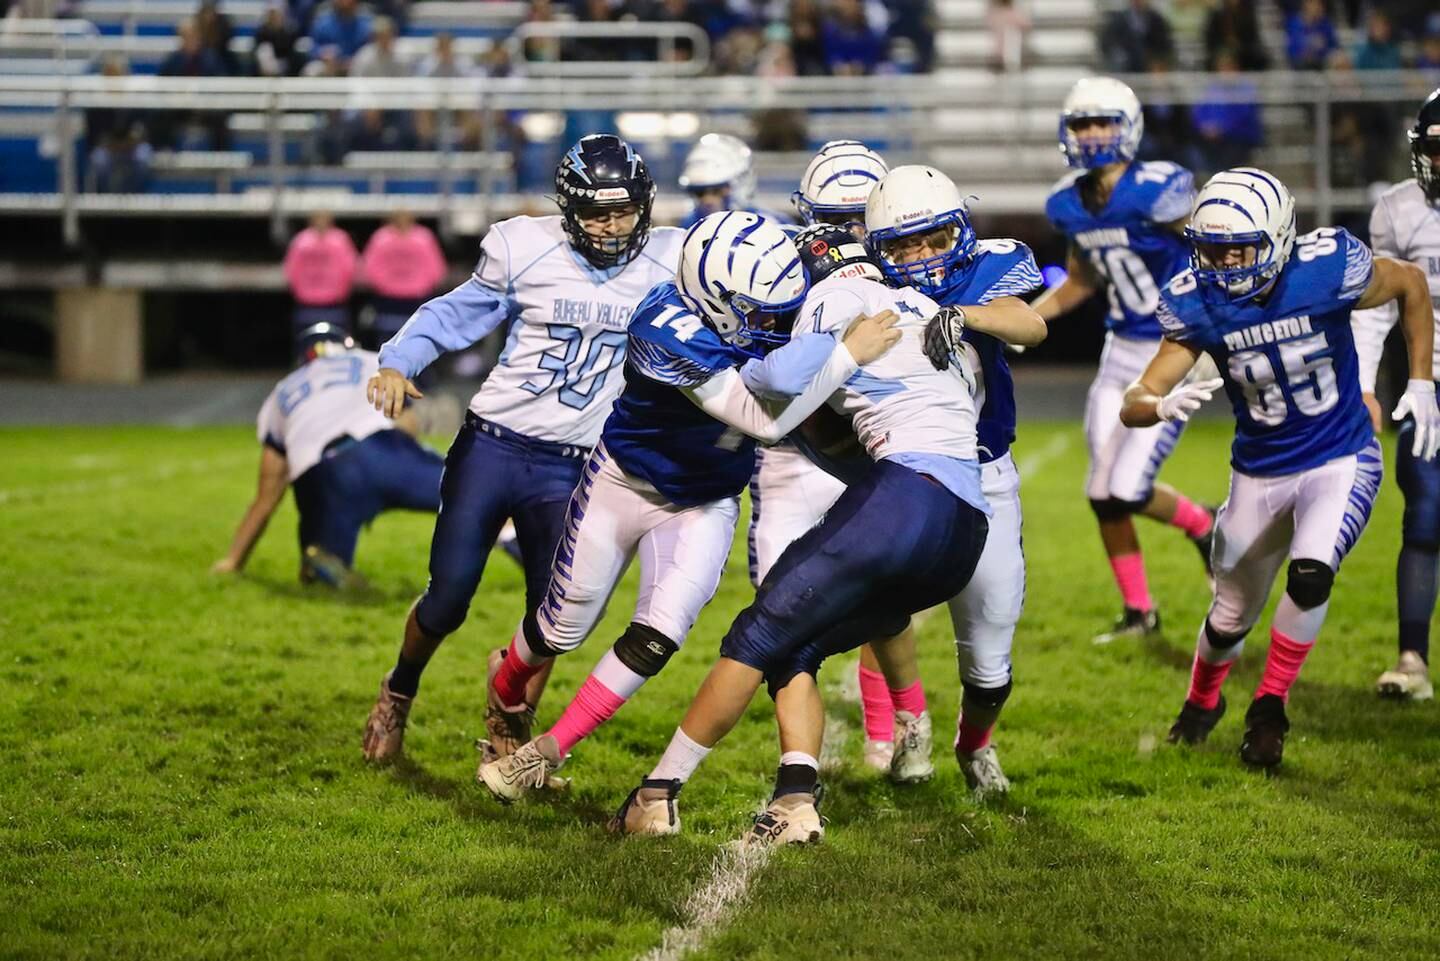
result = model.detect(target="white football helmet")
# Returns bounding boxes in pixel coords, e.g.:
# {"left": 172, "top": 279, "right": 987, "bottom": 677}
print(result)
{"left": 1185, "top": 167, "right": 1297, "bottom": 302}
{"left": 792, "top": 140, "right": 889, "bottom": 226}
{"left": 864, "top": 164, "right": 977, "bottom": 295}
{"left": 676, "top": 211, "right": 809, "bottom": 352}
{"left": 678, "top": 133, "right": 756, "bottom": 211}
{"left": 1059, "top": 76, "right": 1143, "bottom": 169}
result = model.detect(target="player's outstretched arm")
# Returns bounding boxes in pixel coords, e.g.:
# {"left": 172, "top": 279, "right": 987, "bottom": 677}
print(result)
{"left": 212, "top": 446, "right": 289, "bottom": 574}
{"left": 375, "top": 277, "right": 514, "bottom": 383}
{"left": 923, "top": 298, "right": 1047, "bottom": 369}
{"left": 1360, "top": 257, "right": 1440, "bottom": 459}
{"left": 1029, "top": 246, "right": 1097, "bottom": 323}
{"left": 1120, "top": 338, "right": 1214, "bottom": 428}
{"left": 366, "top": 368, "right": 424, "bottom": 420}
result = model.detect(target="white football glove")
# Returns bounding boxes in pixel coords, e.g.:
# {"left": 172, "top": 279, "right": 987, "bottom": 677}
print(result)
{"left": 1156, "top": 377, "right": 1223, "bottom": 424}
{"left": 1392, "top": 379, "right": 1440, "bottom": 460}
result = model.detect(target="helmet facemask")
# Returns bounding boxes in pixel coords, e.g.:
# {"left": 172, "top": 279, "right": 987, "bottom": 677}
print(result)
{"left": 1060, "top": 111, "right": 1137, "bottom": 169}
{"left": 1187, "top": 229, "right": 1280, "bottom": 304}
{"left": 869, "top": 213, "right": 977, "bottom": 296}
{"left": 1411, "top": 125, "right": 1440, "bottom": 203}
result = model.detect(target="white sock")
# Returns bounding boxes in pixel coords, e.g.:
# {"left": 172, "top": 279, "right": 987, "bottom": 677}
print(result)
{"left": 779, "top": 751, "right": 819, "bottom": 770}
{"left": 649, "top": 728, "right": 712, "bottom": 783}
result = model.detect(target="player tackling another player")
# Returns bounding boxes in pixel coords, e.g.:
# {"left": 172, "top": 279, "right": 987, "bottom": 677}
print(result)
{"left": 1124, "top": 166, "right": 1439, "bottom": 769}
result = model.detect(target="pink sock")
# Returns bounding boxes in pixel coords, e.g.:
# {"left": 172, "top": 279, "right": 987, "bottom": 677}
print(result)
{"left": 858, "top": 665, "right": 894, "bottom": 741}
{"left": 546, "top": 675, "right": 628, "bottom": 756}
{"left": 1256, "top": 628, "right": 1314, "bottom": 703}
{"left": 492, "top": 639, "right": 542, "bottom": 708}
{"left": 890, "top": 680, "right": 927, "bottom": 717}
{"left": 1109, "top": 553, "right": 1153, "bottom": 611}
{"left": 1186, "top": 653, "right": 1233, "bottom": 709}
{"left": 1170, "top": 496, "right": 1213, "bottom": 539}
{"left": 955, "top": 717, "right": 993, "bottom": 754}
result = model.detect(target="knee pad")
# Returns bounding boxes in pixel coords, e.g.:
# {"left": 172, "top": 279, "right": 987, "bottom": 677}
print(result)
{"left": 613, "top": 622, "right": 680, "bottom": 679}
{"left": 1285, "top": 558, "right": 1335, "bottom": 610}
{"left": 1089, "top": 497, "right": 1142, "bottom": 521}
{"left": 519, "top": 611, "right": 563, "bottom": 659}
{"left": 961, "top": 678, "right": 1012, "bottom": 711}
{"left": 1203, "top": 619, "right": 1248, "bottom": 651}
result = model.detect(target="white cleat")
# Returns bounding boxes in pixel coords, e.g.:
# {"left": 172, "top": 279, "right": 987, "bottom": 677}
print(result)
{"left": 361, "top": 671, "right": 413, "bottom": 761}
{"left": 959, "top": 743, "right": 1011, "bottom": 801}
{"left": 862, "top": 739, "right": 895, "bottom": 772}
{"left": 744, "top": 791, "right": 824, "bottom": 847}
{"left": 477, "top": 735, "right": 562, "bottom": 804}
{"left": 608, "top": 779, "right": 683, "bottom": 836}
{"left": 1376, "top": 651, "right": 1434, "bottom": 701}
{"left": 889, "top": 710, "right": 935, "bottom": 784}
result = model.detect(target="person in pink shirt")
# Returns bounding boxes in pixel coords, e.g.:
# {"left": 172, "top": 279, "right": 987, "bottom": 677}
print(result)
{"left": 360, "top": 209, "right": 448, "bottom": 354}
{"left": 283, "top": 210, "right": 358, "bottom": 341}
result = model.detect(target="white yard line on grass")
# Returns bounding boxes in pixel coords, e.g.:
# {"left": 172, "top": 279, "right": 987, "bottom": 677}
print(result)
{"left": 0, "top": 454, "right": 250, "bottom": 506}
{"left": 1016, "top": 430, "right": 1073, "bottom": 478}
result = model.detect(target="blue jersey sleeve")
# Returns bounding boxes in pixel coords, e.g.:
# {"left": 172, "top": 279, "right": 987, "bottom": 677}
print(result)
{"left": 627, "top": 292, "right": 738, "bottom": 388}
{"left": 1156, "top": 270, "right": 1205, "bottom": 344}
{"left": 1334, "top": 228, "right": 1374, "bottom": 305}
{"left": 1143, "top": 163, "right": 1196, "bottom": 225}
{"left": 972, "top": 240, "right": 1044, "bottom": 303}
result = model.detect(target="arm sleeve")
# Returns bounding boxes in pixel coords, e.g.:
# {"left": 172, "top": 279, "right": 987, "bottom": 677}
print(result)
{"left": 1351, "top": 199, "right": 1400, "bottom": 392}
{"left": 376, "top": 276, "right": 514, "bottom": 378}
{"left": 684, "top": 341, "right": 860, "bottom": 444}
{"left": 739, "top": 332, "right": 840, "bottom": 399}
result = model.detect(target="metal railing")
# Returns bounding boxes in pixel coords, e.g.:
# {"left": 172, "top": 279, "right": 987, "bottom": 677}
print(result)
{"left": 1, "top": 69, "right": 1435, "bottom": 247}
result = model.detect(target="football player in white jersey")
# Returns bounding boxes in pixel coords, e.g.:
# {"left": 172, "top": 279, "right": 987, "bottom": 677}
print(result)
{"left": 1034, "top": 77, "right": 1218, "bottom": 645}
{"left": 1352, "top": 87, "right": 1440, "bottom": 701}
{"left": 212, "top": 324, "right": 444, "bottom": 589}
{"left": 359, "top": 135, "right": 685, "bottom": 762}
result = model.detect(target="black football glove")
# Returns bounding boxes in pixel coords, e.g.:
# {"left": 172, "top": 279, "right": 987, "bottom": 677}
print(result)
{"left": 922, "top": 305, "right": 967, "bottom": 371}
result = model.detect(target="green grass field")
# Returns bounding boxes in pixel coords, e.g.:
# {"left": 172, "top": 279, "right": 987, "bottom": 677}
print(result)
{"left": 3, "top": 422, "right": 1438, "bottom": 961}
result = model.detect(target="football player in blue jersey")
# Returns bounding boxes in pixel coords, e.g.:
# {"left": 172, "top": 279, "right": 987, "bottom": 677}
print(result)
{"left": 678, "top": 133, "right": 796, "bottom": 229}
{"left": 1122, "top": 168, "right": 1440, "bottom": 769}
{"left": 608, "top": 204, "right": 1025, "bottom": 843}
{"left": 1034, "top": 77, "right": 1218, "bottom": 645}
{"left": 476, "top": 212, "right": 902, "bottom": 802}
{"left": 359, "top": 135, "right": 686, "bottom": 763}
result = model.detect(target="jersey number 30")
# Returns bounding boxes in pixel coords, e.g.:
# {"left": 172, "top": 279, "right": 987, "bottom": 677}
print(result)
{"left": 1227, "top": 332, "right": 1338, "bottom": 426}
{"left": 525, "top": 325, "right": 630, "bottom": 410}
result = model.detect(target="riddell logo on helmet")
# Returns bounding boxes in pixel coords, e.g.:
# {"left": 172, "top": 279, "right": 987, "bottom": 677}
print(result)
{"left": 594, "top": 187, "right": 630, "bottom": 201}
{"left": 899, "top": 209, "right": 934, "bottom": 222}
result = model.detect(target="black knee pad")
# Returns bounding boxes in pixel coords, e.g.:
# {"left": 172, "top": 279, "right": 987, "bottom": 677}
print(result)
{"left": 520, "top": 611, "right": 562, "bottom": 659}
{"left": 1203, "top": 619, "right": 1248, "bottom": 651}
{"left": 1090, "top": 497, "right": 1143, "bottom": 521}
{"left": 1285, "top": 558, "right": 1335, "bottom": 610}
{"left": 961, "top": 678, "right": 1012, "bottom": 711}
{"left": 613, "top": 622, "right": 680, "bottom": 678}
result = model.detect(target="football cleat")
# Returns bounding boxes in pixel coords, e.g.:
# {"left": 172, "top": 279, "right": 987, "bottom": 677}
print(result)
{"left": 608, "top": 778, "right": 683, "bottom": 836}
{"left": 862, "top": 738, "right": 895, "bottom": 772}
{"left": 1239, "top": 694, "right": 1289, "bottom": 770}
{"left": 889, "top": 710, "right": 935, "bottom": 784}
{"left": 485, "top": 648, "right": 536, "bottom": 758}
{"left": 958, "top": 743, "right": 1010, "bottom": 801}
{"left": 1375, "top": 651, "right": 1434, "bottom": 701}
{"left": 361, "top": 671, "right": 413, "bottom": 761}
{"left": 1093, "top": 607, "right": 1161, "bottom": 645}
{"left": 302, "top": 545, "right": 369, "bottom": 591}
{"left": 1167, "top": 694, "right": 1227, "bottom": 745}
{"left": 744, "top": 788, "right": 825, "bottom": 847}
{"left": 477, "top": 734, "right": 563, "bottom": 804}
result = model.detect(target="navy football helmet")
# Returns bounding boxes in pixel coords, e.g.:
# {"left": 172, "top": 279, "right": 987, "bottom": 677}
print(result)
{"left": 1410, "top": 87, "right": 1440, "bottom": 202}
{"left": 793, "top": 223, "right": 884, "bottom": 284}
{"left": 295, "top": 322, "right": 354, "bottom": 364}
{"left": 554, "top": 134, "right": 657, "bottom": 269}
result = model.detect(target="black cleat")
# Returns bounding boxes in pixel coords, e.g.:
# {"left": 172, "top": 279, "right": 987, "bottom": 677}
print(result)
{"left": 1239, "top": 694, "right": 1290, "bottom": 770}
{"left": 1168, "top": 694, "right": 1226, "bottom": 745}
{"left": 1093, "top": 607, "right": 1161, "bottom": 645}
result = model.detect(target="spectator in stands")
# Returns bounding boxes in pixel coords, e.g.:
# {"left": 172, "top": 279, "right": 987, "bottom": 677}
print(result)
{"left": 1352, "top": 9, "right": 1402, "bottom": 71}
{"left": 522, "top": 0, "right": 563, "bottom": 64}
{"left": 889, "top": 0, "right": 937, "bottom": 74}
{"left": 351, "top": 15, "right": 410, "bottom": 78}
{"left": 1326, "top": 48, "right": 1395, "bottom": 186}
{"left": 283, "top": 210, "right": 358, "bottom": 340}
{"left": 1285, "top": 0, "right": 1337, "bottom": 71}
{"left": 1098, "top": 0, "right": 1174, "bottom": 75}
{"left": 159, "top": 17, "right": 226, "bottom": 78}
{"left": 157, "top": 18, "right": 229, "bottom": 149}
{"left": 821, "top": 0, "right": 887, "bottom": 75}
{"left": 254, "top": 2, "right": 307, "bottom": 77}
{"left": 565, "top": 0, "right": 627, "bottom": 63}
{"left": 1419, "top": 21, "right": 1440, "bottom": 73}
{"left": 417, "top": 32, "right": 475, "bottom": 78}
{"left": 1204, "top": 0, "right": 1268, "bottom": 72}
{"left": 788, "top": 0, "right": 828, "bottom": 76}
{"left": 986, "top": 0, "right": 1031, "bottom": 73}
{"left": 85, "top": 55, "right": 152, "bottom": 194}
{"left": 372, "top": 0, "right": 409, "bottom": 34}
{"left": 360, "top": 209, "right": 447, "bottom": 355}
{"left": 1191, "top": 49, "right": 1262, "bottom": 173}
{"left": 288, "top": 0, "right": 320, "bottom": 33}
{"left": 309, "top": 0, "right": 373, "bottom": 67}
{"left": 637, "top": 0, "right": 708, "bottom": 63}
{"left": 1166, "top": 0, "right": 1212, "bottom": 68}
{"left": 196, "top": 1, "right": 239, "bottom": 76}
{"left": 716, "top": 23, "right": 766, "bottom": 75}
{"left": 1138, "top": 56, "right": 1204, "bottom": 172}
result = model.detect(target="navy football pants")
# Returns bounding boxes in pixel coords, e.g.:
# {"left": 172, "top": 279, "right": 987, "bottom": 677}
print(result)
{"left": 719, "top": 460, "right": 990, "bottom": 694}
{"left": 413, "top": 414, "right": 585, "bottom": 638}
{"left": 291, "top": 429, "right": 444, "bottom": 568}
{"left": 1397, "top": 416, "right": 1440, "bottom": 551}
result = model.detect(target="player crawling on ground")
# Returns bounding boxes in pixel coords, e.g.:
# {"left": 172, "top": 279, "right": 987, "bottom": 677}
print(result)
{"left": 1034, "top": 77, "right": 1218, "bottom": 645}
{"left": 1121, "top": 167, "right": 1438, "bottom": 770}
{"left": 212, "top": 323, "right": 444, "bottom": 590}
{"left": 474, "top": 212, "right": 901, "bottom": 802}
